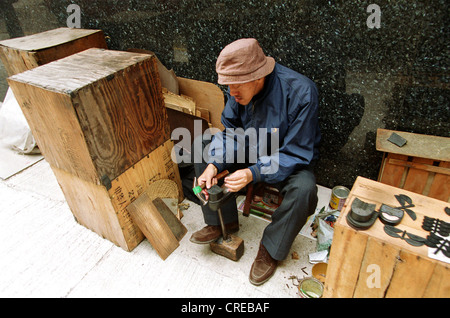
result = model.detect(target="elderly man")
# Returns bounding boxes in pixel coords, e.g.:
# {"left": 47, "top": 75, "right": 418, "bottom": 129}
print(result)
{"left": 190, "top": 38, "right": 321, "bottom": 285}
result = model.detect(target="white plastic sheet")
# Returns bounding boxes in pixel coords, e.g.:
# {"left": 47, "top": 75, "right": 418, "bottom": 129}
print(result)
{"left": 0, "top": 87, "right": 40, "bottom": 154}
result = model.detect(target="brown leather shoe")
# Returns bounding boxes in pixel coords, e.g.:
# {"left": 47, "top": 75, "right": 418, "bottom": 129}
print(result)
{"left": 189, "top": 221, "right": 239, "bottom": 244}
{"left": 249, "top": 243, "right": 278, "bottom": 286}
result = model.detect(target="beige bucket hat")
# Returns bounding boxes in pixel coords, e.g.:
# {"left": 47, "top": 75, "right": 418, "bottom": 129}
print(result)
{"left": 216, "top": 38, "right": 275, "bottom": 85}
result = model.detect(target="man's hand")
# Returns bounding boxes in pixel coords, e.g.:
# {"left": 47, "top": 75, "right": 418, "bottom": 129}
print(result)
{"left": 198, "top": 164, "right": 218, "bottom": 190}
{"left": 224, "top": 168, "right": 253, "bottom": 192}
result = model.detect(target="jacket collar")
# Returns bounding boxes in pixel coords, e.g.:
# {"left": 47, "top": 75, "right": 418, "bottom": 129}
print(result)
{"left": 252, "top": 63, "right": 276, "bottom": 104}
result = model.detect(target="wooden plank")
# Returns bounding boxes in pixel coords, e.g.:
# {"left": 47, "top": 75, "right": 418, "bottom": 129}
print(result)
{"left": 353, "top": 238, "right": 400, "bottom": 298}
{"left": 423, "top": 262, "right": 450, "bottom": 298}
{"left": 163, "top": 89, "right": 196, "bottom": 115}
{"left": 385, "top": 251, "right": 436, "bottom": 298}
{"left": 126, "top": 192, "right": 179, "bottom": 260}
{"left": 0, "top": 28, "right": 106, "bottom": 76}
{"left": 403, "top": 157, "right": 435, "bottom": 194}
{"left": 152, "top": 197, "right": 187, "bottom": 241}
{"left": 8, "top": 48, "right": 170, "bottom": 182}
{"left": 178, "top": 77, "right": 225, "bottom": 130}
{"left": 377, "top": 152, "right": 388, "bottom": 181}
{"left": 379, "top": 153, "right": 409, "bottom": 188}
{"left": 376, "top": 128, "right": 450, "bottom": 162}
{"left": 348, "top": 177, "right": 450, "bottom": 223}
{"left": 323, "top": 226, "right": 368, "bottom": 298}
{"left": 196, "top": 107, "right": 211, "bottom": 124}
{"left": 428, "top": 161, "right": 450, "bottom": 202}
{"left": 387, "top": 158, "right": 450, "bottom": 176}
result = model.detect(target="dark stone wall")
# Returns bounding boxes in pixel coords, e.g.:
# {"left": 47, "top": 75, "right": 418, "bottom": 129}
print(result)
{"left": 1, "top": 0, "right": 448, "bottom": 189}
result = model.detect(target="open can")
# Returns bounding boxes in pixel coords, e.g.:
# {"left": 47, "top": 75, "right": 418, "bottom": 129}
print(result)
{"left": 329, "top": 186, "right": 350, "bottom": 211}
{"left": 298, "top": 277, "right": 324, "bottom": 298}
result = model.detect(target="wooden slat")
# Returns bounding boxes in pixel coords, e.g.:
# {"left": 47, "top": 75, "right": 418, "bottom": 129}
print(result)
{"left": 152, "top": 197, "right": 187, "bottom": 241}
{"left": 403, "top": 157, "right": 435, "bottom": 194}
{"left": 323, "top": 226, "right": 368, "bottom": 298}
{"left": 353, "top": 238, "right": 400, "bottom": 298}
{"left": 428, "top": 161, "right": 450, "bottom": 202}
{"left": 376, "top": 128, "right": 450, "bottom": 162}
{"left": 341, "top": 178, "right": 450, "bottom": 247}
{"left": 164, "top": 89, "right": 196, "bottom": 115}
{"left": 385, "top": 251, "right": 436, "bottom": 298}
{"left": 423, "top": 262, "right": 450, "bottom": 297}
{"left": 387, "top": 158, "right": 450, "bottom": 176}
{"left": 379, "top": 153, "right": 409, "bottom": 188}
{"left": 126, "top": 192, "right": 179, "bottom": 260}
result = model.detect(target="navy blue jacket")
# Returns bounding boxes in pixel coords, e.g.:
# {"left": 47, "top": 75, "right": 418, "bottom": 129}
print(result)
{"left": 208, "top": 63, "right": 321, "bottom": 184}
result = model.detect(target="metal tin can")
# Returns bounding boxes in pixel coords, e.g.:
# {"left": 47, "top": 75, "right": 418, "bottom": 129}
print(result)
{"left": 329, "top": 186, "right": 350, "bottom": 211}
{"left": 298, "top": 277, "right": 324, "bottom": 298}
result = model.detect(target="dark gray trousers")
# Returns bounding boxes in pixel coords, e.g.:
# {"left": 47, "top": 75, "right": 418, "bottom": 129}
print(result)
{"left": 192, "top": 135, "right": 318, "bottom": 261}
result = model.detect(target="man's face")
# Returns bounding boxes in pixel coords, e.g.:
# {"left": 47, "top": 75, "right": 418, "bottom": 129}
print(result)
{"left": 228, "top": 79, "right": 262, "bottom": 106}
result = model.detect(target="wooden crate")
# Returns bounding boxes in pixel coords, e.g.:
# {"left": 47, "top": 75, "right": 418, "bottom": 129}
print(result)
{"left": 376, "top": 129, "right": 450, "bottom": 202}
{"left": 0, "top": 27, "right": 107, "bottom": 76}
{"left": 8, "top": 48, "right": 182, "bottom": 251}
{"left": 324, "top": 177, "right": 450, "bottom": 298}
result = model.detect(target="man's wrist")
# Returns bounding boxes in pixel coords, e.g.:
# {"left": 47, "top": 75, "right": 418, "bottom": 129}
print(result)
{"left": 245, "top": 168, "right": 253, "bottom": 182}
{"left": 209, "top": 163, "right": 218, "bottom": 175}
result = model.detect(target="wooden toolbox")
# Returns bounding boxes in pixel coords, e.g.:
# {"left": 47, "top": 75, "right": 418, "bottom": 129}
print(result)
{"left": 324, "top": 177, "right": 450, "bottom": 298}
{"left": 0, "top": 27, "right": 107, "bottom": 76}
{"left": 376, "top": 128, "right": 450, "bottom": 202}
{"left": 7, "top": 48, "right": 182, "bottom": 251}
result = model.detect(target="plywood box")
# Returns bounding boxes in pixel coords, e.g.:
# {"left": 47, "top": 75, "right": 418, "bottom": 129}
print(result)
{"left": 0, "top": 27, "right": 107, "bottom": 76}
{"left": 324, "top": 177, "right": 450, "bottom": 298}
{"left": 8, "top": 48, "right": 182, "bottom": 251}
{"left": 376, "top": 129, "right": 450, "bottom": 202}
